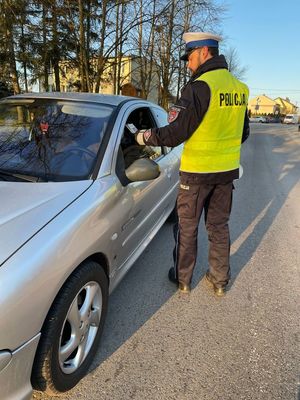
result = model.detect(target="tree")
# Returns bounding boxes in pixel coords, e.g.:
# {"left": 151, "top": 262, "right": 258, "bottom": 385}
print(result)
{"left": 0, "top": 81, "right": 13, "bottom": 98}
{"left": 0, "top": 0, "right": 227, "bottom": 101}
{"left": 0, "top": 0, "right": 23, "bottom": 94}
{"left": 153, "top": 0, "right": 225, "bottom": 108}
{"left": 223, "top": 46, "right": 247, "bottom": 80}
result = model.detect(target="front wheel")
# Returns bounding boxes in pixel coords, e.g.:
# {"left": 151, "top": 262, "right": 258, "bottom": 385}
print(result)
{"left": 32, "top": 261, "right": 108, "bottom": 395}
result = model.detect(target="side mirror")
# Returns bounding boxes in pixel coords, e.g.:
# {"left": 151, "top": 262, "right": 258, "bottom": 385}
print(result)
{"left": 125, "top": 158, "right": 160, "bottom": 182}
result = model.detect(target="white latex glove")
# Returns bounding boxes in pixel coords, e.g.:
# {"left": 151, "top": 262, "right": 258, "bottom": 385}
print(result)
{"left": 233, "top": 165, "right": 243, "bottom": 181}
{"left": 135, "top": 130, "right": 146, "bottom": 145}
{"left": 239, "top": 164, "right": 243, "bottom": 178}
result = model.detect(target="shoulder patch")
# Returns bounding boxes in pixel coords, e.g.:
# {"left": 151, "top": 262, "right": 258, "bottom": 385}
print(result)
{"left": 168, "top": 106, "right": 182, "bottom": 123}
{"left": 143, "top": 129, "right": 152, "bottom": 142}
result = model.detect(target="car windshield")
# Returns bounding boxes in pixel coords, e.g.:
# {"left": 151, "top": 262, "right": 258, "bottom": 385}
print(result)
{"left": 0, "top": 99, "right": 115, "bottom": 181}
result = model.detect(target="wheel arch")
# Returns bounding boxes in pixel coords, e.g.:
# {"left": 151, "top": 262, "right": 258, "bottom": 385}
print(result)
{"left": 85, "top": 252, "right": 110, "bottom": 282}
{"left": 36, "top": 252, "right": 110, "bottom": 336}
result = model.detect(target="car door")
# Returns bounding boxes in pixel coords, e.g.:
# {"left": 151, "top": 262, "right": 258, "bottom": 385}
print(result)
{"left": 110, "top": 104, "right": 179, "bottom": 272}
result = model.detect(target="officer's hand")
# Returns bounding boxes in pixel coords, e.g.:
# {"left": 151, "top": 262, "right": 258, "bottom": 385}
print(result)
{"left": 135, "top": 130, "right": 146, "bottom": 145}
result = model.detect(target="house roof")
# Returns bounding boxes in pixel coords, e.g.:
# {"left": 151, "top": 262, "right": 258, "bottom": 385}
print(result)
{"left": 274, "top": 97, "right": 285, "bottom": 105}
{"left": 248, "top": 94, "right": 276, "bottom": 105}
{"left": 249, "top": 94, "right": 298, "bottom": 110}
{"left": 274, "top": 97, "right": 297, "bottom": 108}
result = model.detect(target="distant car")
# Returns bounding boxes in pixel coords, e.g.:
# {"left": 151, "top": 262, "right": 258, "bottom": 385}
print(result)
{"left": 249, "top": 116, "right": 268, "bottom": 123}
{"left": 0, "top": 92, "right": 181, "bottom": 399}
{"left": 266, "top": 116, "right": 280, "bottom": 123}
{"left": 283, "top": 114, "right": 299, "bottom": 124}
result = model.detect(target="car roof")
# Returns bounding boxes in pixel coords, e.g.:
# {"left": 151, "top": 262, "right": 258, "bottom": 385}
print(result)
{"left": 2, "top": 92, "right": 156, "bottom": 107}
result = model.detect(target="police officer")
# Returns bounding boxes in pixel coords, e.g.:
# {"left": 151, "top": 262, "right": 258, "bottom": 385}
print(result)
{"left": 135, "top": 32, "right": 249, "bottom": 296}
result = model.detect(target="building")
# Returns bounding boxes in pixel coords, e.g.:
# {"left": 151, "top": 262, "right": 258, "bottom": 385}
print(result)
{"left": 248, "top": 95, "right": 280, "bottom": 115}
{"left": 248, "top": 94, "right": 298, "bottom": 116}
{"left": 274, "top": 97, "right": 298, "bottom": 115}
{"left": 58, "top": 56, "right": 160, "bottom": 104}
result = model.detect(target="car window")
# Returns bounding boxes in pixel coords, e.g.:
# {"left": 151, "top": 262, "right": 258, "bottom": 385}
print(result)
{"left": 115, "top": 106, "right": 165, "bottom": 185}
{"left": 0, "top": 99, "right": 115, "bottom": 181}
{"left": 120, "top": 107, "right": 163, "bottom": 169}
{"left": 152, "top": 107, "right": 168, "bottom": 128}
{"left": 151, "top": 107, "right": 173, "bottom": 154}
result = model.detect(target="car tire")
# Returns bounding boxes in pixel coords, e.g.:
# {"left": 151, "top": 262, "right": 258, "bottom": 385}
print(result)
{"left": 31, "top": 260, "right": 108, "bottom": 395}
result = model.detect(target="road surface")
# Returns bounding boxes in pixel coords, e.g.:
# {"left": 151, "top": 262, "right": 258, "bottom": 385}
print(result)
{"left": 35, "top": 123, "right": 300, "bottom": 400}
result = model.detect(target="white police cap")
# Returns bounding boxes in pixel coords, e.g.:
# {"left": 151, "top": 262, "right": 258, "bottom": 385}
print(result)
{"left": 180, "top": 32, "right": 222, "bottom": 61}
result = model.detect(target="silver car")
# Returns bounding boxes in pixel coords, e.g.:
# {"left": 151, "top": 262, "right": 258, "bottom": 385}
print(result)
{"left": 0, "top": 93, "right": 180, "bottom": 399}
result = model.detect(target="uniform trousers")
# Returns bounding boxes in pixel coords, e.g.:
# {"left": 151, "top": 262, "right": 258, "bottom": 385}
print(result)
{"left": 173, "top": 179, "right": 233, "bottom": 288}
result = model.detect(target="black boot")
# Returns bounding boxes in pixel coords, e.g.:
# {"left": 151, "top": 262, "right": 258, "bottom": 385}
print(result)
{"left": 168, "top": 267, "right": 178, "bottom": 284}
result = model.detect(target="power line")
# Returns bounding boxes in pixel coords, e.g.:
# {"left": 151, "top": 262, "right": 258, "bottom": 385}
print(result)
{"left": 250, "top": 87, "right": 300, "bottom": 92}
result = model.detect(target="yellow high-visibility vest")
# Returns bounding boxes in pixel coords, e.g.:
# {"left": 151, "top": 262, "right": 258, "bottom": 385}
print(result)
{"left": 180, "top": 69, "right": 249, "bottom": 173}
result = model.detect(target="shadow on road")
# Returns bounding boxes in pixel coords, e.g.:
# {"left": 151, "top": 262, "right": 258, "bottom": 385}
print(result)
{"left": 87, "top": 124, "right": 300, "bottom": 375}
{"left": 227, "top": 124, "right": 300, "bottom": 285}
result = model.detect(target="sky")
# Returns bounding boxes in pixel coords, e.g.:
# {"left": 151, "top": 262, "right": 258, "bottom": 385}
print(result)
{"left": 219, "top": 0, "right": 300, "bottom": 108}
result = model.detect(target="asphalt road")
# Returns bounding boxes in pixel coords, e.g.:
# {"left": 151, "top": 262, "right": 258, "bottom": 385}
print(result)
{"left": 34, "top": 123, "right": 300, "bottom": 400}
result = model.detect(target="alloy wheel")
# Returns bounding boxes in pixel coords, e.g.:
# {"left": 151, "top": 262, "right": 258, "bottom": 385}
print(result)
{"left": 58, "top": 281, "right": 102, "bottom": 374}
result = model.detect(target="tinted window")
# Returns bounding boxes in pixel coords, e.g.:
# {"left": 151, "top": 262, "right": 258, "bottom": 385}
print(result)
{"left": 0, "top": 99, "right": 115, "bottom": 181}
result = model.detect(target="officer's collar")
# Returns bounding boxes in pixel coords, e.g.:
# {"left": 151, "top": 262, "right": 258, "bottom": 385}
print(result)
{"left": 192, "top": 55, "right": 228, "bottom": 80}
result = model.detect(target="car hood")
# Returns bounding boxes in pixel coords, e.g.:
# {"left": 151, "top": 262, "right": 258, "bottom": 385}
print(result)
{"left": 0, "top": 180, "right": 93, "bottom": 266}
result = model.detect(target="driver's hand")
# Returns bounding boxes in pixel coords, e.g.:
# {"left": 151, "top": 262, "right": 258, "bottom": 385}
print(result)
{"left": 135, "top": 130, "right": 146, "bottom": 145}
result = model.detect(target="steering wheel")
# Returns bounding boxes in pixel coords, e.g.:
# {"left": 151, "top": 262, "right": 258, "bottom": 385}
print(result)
{"left": 63, "top": 145, "right": 96, "bottom": 158}
{"left": 51, "top": 144, "right": 96, "bottom": 175}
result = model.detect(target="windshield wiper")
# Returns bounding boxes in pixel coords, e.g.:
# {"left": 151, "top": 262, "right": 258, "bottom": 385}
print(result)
{"left": 0, "top": 169, "right": 47, "bottom": 182}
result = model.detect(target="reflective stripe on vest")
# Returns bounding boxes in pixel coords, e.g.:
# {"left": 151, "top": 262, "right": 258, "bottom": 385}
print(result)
{"left": 180, "top": 69, "right": 249, "bottom": 173}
